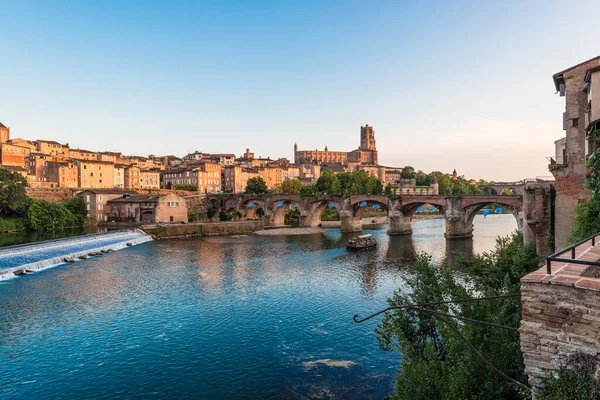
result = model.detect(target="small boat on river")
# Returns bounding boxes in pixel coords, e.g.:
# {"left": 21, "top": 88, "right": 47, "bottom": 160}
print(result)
{"left": 346, "top": 234, "right": 377, "bottom": 250}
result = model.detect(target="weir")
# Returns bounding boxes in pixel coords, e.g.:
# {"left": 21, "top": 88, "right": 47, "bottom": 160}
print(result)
{"left": 0, "top": 229, "right": 153, "bottom": 281}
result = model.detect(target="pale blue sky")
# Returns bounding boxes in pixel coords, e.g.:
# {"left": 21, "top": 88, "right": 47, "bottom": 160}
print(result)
{"left": 1, "top": 0, "right": 598, "bottom": 181}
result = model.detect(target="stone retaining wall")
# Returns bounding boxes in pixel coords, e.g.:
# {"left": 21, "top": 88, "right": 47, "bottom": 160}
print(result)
{"left": 142, "top": 220, "right": 263, "bottom": 239}
{"left": 520, "top": 275, "right": 600, "bottom": 387}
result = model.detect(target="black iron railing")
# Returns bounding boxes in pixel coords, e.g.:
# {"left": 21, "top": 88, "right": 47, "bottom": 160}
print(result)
{"left": 546, "top": 233, "right": 600, "bottom": 274}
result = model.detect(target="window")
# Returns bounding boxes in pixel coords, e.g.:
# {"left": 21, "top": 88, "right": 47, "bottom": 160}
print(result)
{"left": 99, "top": 195, "right": 103, "bottom": 201}
{"left": 573, "top": 118, "right": 579, "bottom": 128}
{"left": 86, "top": 204, "right": 90, "bottom": 210}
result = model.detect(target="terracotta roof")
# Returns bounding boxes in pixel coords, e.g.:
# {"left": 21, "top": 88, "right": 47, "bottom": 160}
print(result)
{"left": 1, "top": 165, "right": 27, "bottom": 172}
{"left": 37, "top": 139, "right": 65, "bottom": 145}
{"left": 107, "top": 194, "right": 175, "bottom": 203}
{"left": 80, "top": 189, "right": 140, "bottom": 194}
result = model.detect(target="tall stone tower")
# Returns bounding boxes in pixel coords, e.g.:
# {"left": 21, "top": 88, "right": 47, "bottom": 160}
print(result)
{"left": 360, "top": 125, "right": 376, "bottom": 150}
{"left": 0, "top": 122, "right": 10, "bottom": 144}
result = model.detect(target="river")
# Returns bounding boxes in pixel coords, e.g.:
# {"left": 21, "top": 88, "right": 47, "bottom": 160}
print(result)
{"left": 0, "top": 215, "right": 516, "bottom": 399}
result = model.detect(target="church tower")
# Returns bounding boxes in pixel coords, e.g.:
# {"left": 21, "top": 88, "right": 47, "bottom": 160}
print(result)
{"left": 360, "top": 125, "right": 376, "bottom": 151}
{"left": 0, "top": 122, "right": 10, "bottom": 144}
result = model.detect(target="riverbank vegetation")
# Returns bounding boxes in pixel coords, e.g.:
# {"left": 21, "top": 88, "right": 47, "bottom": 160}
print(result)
{"left": 377, "top": 232, "right": 538, "bottom": 399}
{"left": 0, "top": 167, "right": 88, "bottom": 233}
{"left": 570, "top": 150, "right": 600, "bottom": 243}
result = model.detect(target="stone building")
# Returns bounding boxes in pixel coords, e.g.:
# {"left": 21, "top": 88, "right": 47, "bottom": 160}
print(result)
{"left": 0, "top": 122, "right": 10, "bottom": 143}
{"left": 35, "top": 140, "right": 69, "bottom": 158}
{"left": 294, "top": 125, "right": 378, "bottom": 166}
{"left": 80, "top": 189, "right": 138, "bottom": 221}
{"left": 69, "top": 148, "right": 98, "bottom": 161}
{"left": 73, "top": 159, "right": 115, "bottom": 188}
{"left": 1, "top": 142, "right": 30, "bottom": 168}
{"left": 163, "top": 162, "right": 222, "bottom": 193}
{"left": 298, "top": 164, "right": 321, "bottom": 185}
{"left": 222, "top": 165, "right": 260, "bottom": 193}
{"left": 106, "top": 193, "right": 188, "bottom": 224}
{"left": 550, "top": 55, "right": 600, "bottom": 249}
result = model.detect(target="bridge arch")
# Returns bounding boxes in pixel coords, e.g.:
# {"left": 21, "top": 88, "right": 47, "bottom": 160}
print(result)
{"left": 242, "top": 198, "right": 266, "bottom": 220}
{"left": 463, "top": 200, "right": 522, "bottom": 230}
{"left": 268, "top": 199, "right": 299, "bottom": 226}
{"left": 304, "top": 199, "right": 343, "bottom": 227}
{"left": 350, "top": 199, "right": 389, "bottom": 220}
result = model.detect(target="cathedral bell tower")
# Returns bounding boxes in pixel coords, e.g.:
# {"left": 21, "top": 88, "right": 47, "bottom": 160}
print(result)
{"left": 360, "top": 125, "right": 376, "bottom": 150}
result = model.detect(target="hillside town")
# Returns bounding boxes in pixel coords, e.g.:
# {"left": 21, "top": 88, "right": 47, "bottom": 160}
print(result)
{"left": 0, "top": 123, "right": 429, "bottom": 194}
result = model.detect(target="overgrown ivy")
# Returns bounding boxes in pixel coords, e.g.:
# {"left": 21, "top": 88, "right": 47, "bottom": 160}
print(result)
{"left": 570, "top": 150, "right": 600, "bottom": 243}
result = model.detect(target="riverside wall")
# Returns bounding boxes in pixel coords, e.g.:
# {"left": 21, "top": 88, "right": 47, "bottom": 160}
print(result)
{"left": 142, "top": 220, "right": 264, "bottom": 239}
{"left": 520, "top": 270, "right": 600, "bottom": 387}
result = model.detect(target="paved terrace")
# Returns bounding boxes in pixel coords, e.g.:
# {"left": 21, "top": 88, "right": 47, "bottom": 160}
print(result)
{"left": 520, "top": 235, "right": 600, "bottom": 387}
{"left": 522, "top": 237, "right": 600, "bottom": 290}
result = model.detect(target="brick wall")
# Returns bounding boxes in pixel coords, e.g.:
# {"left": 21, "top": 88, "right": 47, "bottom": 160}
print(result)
{"left": 520, "top": 275, "right": 600, "bottom": 387}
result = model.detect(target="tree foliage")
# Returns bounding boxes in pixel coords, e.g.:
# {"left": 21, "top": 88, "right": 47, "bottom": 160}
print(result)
{"left": 27, "top": 200, "right": 80, "bottom": 233}
{"left": 570, "top": 151, "right": 600, "bottom": 242}
{"left": 245, "top": 177, "right": 269, "bottom": 194}
{"left": 316, "top": 170, "right": 342, "bottom": 195}
{"left": 433, "top": 171, "right": 483, "bottom": 195}
{"left": 316, "top": 170, "right": 384, "bottom": 195}
{"left": 0, "top": 168, "right": 29, "bottom": 216}
{"left": 376, "top": 232, "right": 538, "bottom": 400}
{"left": 278, "top": 178, "right": 304, "bottom": 194}
{"left": 401, "top": 166, "right": 416, "bottom": 179}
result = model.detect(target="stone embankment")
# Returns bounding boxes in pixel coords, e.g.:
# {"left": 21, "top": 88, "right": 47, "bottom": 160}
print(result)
{"left": 142, "top": 220, "right": 263, "bottom": 239}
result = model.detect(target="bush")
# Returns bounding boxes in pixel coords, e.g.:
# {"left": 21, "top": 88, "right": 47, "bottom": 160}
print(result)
{"left": 539, "top": 368, "right": 600, "bottom": 399}
{"left": 207, "top": 207, "right": 217, "bottom": 219}
{"left": 219, "top": 211, "right": 231, "bottom": 221}
{"left": 27, "top": 200, "right": 79, "bottom": 232}
{"left": 0, "top": 216, "right": 29, "bottom": 232}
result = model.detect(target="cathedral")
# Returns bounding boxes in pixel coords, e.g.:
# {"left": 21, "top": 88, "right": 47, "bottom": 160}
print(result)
{"left": 294, "top": 125, "right": 378, "bottom": 167}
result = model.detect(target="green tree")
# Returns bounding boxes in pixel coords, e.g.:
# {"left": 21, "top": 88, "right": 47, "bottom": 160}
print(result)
{"left": 385, "top": 183, "right": 393, "bottom": 196}
{"left": 316, "top": 170, "right": 341, "bottom": 195}
{"left": 65, "top": 197, "right": 88, "bottom": 225}
{"left": 376, "top": 232, "right": 538, "bottom": 400}
{"left": 279, "top": 178, "right": 304, "bottom": 194}
{"left": 27, "top": 200, "right": 77, "bottom": 232}
{"left": 0, "top": 167, "right": 29, "bottom": 216}
{"left": 415, "top": 170, "right": 431, "bottom": 186}
{"left": 570, "top": 150, "right": 600, "bottom": 242}
{"left": 245, "top": 177, "right": 269, "bottom": 194}
{"left": 401, "top": 166, "right": 416, "bottom": 179}
{"left": 300, "top": 185, "right": 318, "bottom": 195}
{"left": 434, "top": 172, "right": 453, "bottom": 195}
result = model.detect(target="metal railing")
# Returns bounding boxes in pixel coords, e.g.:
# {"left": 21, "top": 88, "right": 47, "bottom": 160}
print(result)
{"left": 546, "top": 232, "right": 600, "bottom": 274}
{"left": 546, "top": 155, "right": 567, "bottom": 166}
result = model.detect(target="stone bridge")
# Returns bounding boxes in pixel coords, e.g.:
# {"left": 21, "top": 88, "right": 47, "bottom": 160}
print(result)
{"left": 208, "top": 184, "right": 553, "bottom": 256}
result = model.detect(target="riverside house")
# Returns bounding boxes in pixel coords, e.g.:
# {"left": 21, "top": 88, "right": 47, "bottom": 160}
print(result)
{"left": 105, "top": 193, "right": 187, "bottom": 224}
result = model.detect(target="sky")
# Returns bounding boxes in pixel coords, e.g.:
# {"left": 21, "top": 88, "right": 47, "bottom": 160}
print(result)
{"left": 1, "top": 0, "right": 599, "bottom": 181}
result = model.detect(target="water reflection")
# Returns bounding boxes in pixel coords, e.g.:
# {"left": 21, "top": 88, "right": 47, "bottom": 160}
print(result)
{"left": 0, "top": 215, "right": 518, "bottom": 400}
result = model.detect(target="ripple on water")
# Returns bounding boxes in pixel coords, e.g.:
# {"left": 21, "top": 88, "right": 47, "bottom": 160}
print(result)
{"left": 0, "top": 216, "right": 517, "bottom": 399}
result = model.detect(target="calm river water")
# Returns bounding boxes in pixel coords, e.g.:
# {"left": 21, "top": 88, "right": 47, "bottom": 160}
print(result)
{"left": 0, "top": 215, "right": 516, "bottom": 399}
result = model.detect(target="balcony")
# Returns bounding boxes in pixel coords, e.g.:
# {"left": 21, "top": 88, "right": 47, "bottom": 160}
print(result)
{"left": 547, "top": 155, "right": 567, "bottom": 171}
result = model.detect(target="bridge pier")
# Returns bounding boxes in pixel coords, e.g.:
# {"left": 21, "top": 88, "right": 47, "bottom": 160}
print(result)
{"left": 444, "top": 199, "right": 473, "bottom": 239}
{"left": 387, "top": 214, "right": 413, "bottom": 235}
{"left": 340, "top": 215, "right": 362, "bottom": 232}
